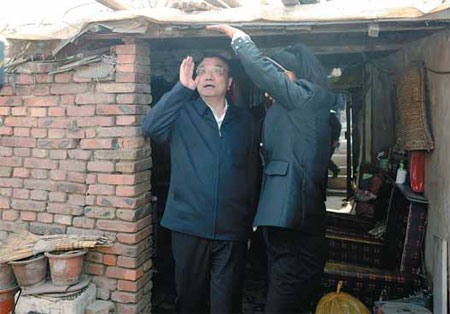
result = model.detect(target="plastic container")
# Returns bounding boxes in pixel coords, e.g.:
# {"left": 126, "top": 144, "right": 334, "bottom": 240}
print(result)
{"left": 410, "top": 151, "right": 425, "bottom": 192}
{"left": 395, "top": 161, "right": 407, "bottom": 184}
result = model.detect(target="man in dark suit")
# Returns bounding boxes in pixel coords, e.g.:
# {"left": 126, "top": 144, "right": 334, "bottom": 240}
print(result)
{"left": 208, "top": 25, "right": 335, "bottom": 313}
{"left": 141, "top": 54, "right": 259, "bottom": 313}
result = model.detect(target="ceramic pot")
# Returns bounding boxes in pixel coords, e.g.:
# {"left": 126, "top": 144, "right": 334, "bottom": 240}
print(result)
{"left": 0, "top": 286, "right": 18, "bottom": 314}
{"left": 0, "top": 264, "right": 16, "bottom": 290}
{"left": 45, "top": 250, "right": 87, "bottom": 286}
{"left": 9, "top": 255, "right": 47, "bottom": 287}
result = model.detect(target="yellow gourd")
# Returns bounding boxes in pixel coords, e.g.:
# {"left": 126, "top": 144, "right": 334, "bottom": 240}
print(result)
{"left": 315, "top": 281, "right": 370, "bottom": 314}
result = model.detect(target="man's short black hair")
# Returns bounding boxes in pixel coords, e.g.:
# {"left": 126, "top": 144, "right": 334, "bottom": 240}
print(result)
{"left": 197, "top": 54, "right": 233, "bottom": 77}
{"left": 270, "top": 44, "right": 327, "bottom": 86}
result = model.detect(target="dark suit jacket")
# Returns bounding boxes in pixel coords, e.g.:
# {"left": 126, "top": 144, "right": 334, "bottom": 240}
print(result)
{"left": 232, "top": 37, "right": 334, "bottom": 234}
{"left": 141, "top": 82, "right": 259, "bottom": 240}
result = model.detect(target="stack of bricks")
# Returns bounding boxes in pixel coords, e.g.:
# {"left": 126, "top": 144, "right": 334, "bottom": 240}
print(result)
{"left": 0, "top": 43, "right": 153, "bottom": 313}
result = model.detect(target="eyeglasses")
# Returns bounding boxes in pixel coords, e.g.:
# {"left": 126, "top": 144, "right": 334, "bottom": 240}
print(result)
{"left": 196, "top": 66, "right": 228, "bottom": 77}
{"left": 265, "top": 57, "right": 290, "bottom": 74}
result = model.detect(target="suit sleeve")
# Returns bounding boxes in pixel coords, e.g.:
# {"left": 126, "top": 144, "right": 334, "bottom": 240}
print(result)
{"left": 141, "top": 82, "right": 195, "bottom": 143}
{"left": 231, "top": 37, "right": 315, "bottom": 111}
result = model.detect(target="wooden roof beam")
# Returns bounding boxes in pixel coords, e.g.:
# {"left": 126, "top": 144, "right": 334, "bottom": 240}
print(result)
{"left": 95, "top": 0, "right": 131, "bottom": 11}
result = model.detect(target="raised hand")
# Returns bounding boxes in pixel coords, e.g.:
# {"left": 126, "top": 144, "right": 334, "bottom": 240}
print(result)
{"left": 206, "top": 24, "right": 246, "bottom": 39}
{"left": 180, "top": 56, "right": 196, "bottom": 90}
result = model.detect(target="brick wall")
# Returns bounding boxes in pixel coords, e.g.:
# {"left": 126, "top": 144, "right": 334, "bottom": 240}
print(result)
{"left": 0, "top": 43, "right": 153, "bottom": 313}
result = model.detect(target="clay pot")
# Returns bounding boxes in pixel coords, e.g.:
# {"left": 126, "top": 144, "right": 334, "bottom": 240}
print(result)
{"left": 0, "top": 286, "right": 18, "bottom": 314}
{"left": 9, "top": 255, "right": 47, "bottom": 287}
{"left": 45, "top": 250, "right": 87, "bottom": 286}
{"left": 0, "top": 264, "right": 16, "bottom": 290}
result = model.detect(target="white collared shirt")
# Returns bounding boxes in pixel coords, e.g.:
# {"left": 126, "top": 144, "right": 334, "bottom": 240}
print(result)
{"left": 205, "top": 100, "right": 229, "bottom": 130}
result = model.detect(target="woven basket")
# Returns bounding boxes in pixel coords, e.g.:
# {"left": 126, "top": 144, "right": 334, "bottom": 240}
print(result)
{"left": 395, "top": 62, "right": 434, "bottom": 150}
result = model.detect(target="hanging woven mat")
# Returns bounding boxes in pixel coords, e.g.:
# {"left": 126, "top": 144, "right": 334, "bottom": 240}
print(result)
{"left": 395, "top": 61, "right": 434, "bottom": 150}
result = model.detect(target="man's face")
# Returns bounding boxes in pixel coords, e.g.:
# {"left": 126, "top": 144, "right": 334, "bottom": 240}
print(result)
{"left": 195, "top": 57, "right": 232, "bottom": 99}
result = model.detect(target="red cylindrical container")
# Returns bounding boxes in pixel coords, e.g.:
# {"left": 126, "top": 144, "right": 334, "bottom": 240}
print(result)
{"left": 409, "top": 151, "right": 425, "bottom": 192}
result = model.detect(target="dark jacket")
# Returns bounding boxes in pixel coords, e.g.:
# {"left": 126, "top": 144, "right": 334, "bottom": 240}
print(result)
{"left": 141, "top": 82, "right": 259, "bottom": 241}
{"left": 232, "top": 37, "right": 334, "bottom": 234}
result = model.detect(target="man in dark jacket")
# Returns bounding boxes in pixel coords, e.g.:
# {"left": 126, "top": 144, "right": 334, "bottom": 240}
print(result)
{"left": 208, "top": 25, "right": 334, "bottom": 313}
{"left": 141, "top": 55, "right": 259, "bottom": 313}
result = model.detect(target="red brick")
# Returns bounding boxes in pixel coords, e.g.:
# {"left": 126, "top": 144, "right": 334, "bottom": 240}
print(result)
{"left": 116, "top": 54, "right": 150, "bottom": 65}
{"left": 80, "top": 139, "right": 113, "bottom": 150}
{"left": 24, "top": 158, "right": 58, "bottom": 169}
{"left": 30, "top": 190, "right": 48, "bottom": 201}
{"left": 117, "top": 301, "right": 148, "bottom": 314}
{"left": 68, "top": 194, "right": 86, "bottom": 206}
{"left": 111, "top": 290, "right": 143, "bottom": 304}
{"left": 29, "top": 108, "right": 47, "bottom": 117}
{"left": 54, "top": 214, "right": 72, "bottom": 225}
{"left": 115, "top": 45, "right": 149, "bottom": 55}
{"left": 116, "top": 225, "right": 152, "bottom": 245}
{"left": 0, "top": 167, "right": 12, "bottom": 177}
{"left": 0, "top": 197, "right": 10, "bottom": 210}
{"left": 55, "top": 182, "right": 86, "bottom": 194}
{"left": 105, "top": 266, "right": 143, "bottom": 281}
{"left": 73, "top": 216, "right": 95, "bottom": 229}
{"left": 11, "top": 107, "right": 27, "bottom": 116}
{"left": 67, "top": 172, "right": 86, "bottom": 183}
{"left": 2, "top": 210, "right": 18, "bottom": 220}
{"left": 31, "top": 128, "right": 47, "bottom": 138}
{"left": 38, "top": 117, "right": 75, "bottom": 129}
{"left": 50, "top": 83, "right": 88, "bottom": 94}
{"left": 18, "top": 62, "right": 58, "bottom": 74}
{"left": 86, "top": 252, "right": 104, "bottom": 264}
{"left": 67, "top": 128, "right": 85, "bottom": 139}
{"left": 85, "top": 263, "right": 105, "bottom": 276}
{"left": 24, "top": 96, "right": 59, "bottom": 107}
{"left": 31, "top": 169, "right": 48, "bottom": 179}
{"left": 1, "top": 137, "right": 36, "bottom": 148}
{"left": 84, "top": 206, "right": 115, "bottom": 219}
{"left": 97, "top": 174, "right": 137, "bottom": 185}
{"left": 0, "top": 188, "right": 12, "bottom": 197}
{"left": 116, "top": 63, "right": 150, "bottom": 74}
{"left": 47, "top": 203, "right": 83, "bottom": 215}
{"left": 96, "top": 83, "right": 150, "bottom": 94}
{"left": 48, "top": 107, "right": 66, "bottom": 116}
{"left": 14, "top": 128, "right": 30, "bottom": 137}
{"left": 13, "top": 188, "right": 30, "bottom": 199}
{"left": 49, "top": 170, "right": 67, "bottom": 181}
{"left": 55, "top": 72, "right": 73, "bottom": 83}
{"left": 77, "top": 116, "right": 115, "bottom": 127}
{"left": 116, "top": 251, "right": 149, "bottom": 269}
{"left": 118, "top": 137, "right": 145, "bottom": 148}
{"left": 32, "top": 85, "right": 50, "bottom": 96}
{"left": 37, "top": 139, "right": 77, "bottom": 149}
{"left": 24, "top": 179, "right": 56, "bottom": 191}
{"left": 49, "top": 150, "right": 67, "bottom": 160}
{"left": 0, "top": 107, "right": 11, "bottom": 115}
{"left": 36, "top": 74, "right": 54, "bottom": 83}
{"left": 13, "top": 168, "right": 30, "bottom": 178}
{"left": 13, "top": 74, "right": 34, "bottom": 85}
{"left": 37, "top": 212, "right": 53, "bottom": 223}
{"left": 0, "top": 86, "right": 14, "bottom": 96}
{"left": 67, "top": 105, "right": 95, "bottom": 116}
{"left": 14, "top": 148, "right": 31, "bottom": 157}
{"left": 0, "top": 97, "right": 24, "bottom": 107}
{"left": 96, "top": 105, "right": 141, "bottom": 115}
{"left": 12, "top": 200, "right": 46, "bottom": 211}
{"left": 96, "top": 195, "right": 142, "bottom": 209}
{"left": 85, "top": 128, "right": 96, "bottom": 138}
{"left": 97, "top": 220, "right": 139, "bottom": 233}
{"left": 59, "top": 160, "right": 86, "bottom": 172}
{"left": 20, "top": 211, "right": 37, "bottom": 221}
{"left": 47, "top": 129, "right": 64, "bottom": 139}
{"left": 76, "top": 93, "right": 116, "bottom": 104}
{"left": 116, "top": 72, "right": 150, "bottom": 83}
{"left": 87, "top": 161, "right": 114, "bottom": 172}
{"left": 68, "top": 149, "right": 92, "bottom": 160}
{"left": 87, "top": 184, "right": 115, "bottom": 196}
{"left": 0, "top": 157, "right": 22, "bottom": 167}
{"left": 29, "top": 222, "right": 66, "bottom": 235}
{"left": 104, "top": 255, "right": 117, "bottom": 266}
{"left": 0, "top": 127, "right": 13, "bottom": 135}
{"left": 92, "top": 276, "right": 117, "bottom": 291}
{"left": 49, "top": 192, "right": 66, "bottom": 202}
{"left": 116, "top": 116, "right": 141, "bottom": 126}
{"left": 15, "top": 86, "right": 32, "bottom": 96}
{"left": 60, "top": 95, "right": 75, "bottom": 106}
{"left": 5, "top": 117, "right": 37, "bottom": 127}
{"left": 116, "top": 94, "right": 152, "bottom": 105}
{"left": 32, "top": 149, "right": 49, "bottom": 158}
{"left": 116, "top": 182, "right": 149, "bottom": 197}
{"left": 117, "top": 272, "right": 150, "bottom": 292}
{"left": 97, "top": 127, "right": 141, "bottom": 137}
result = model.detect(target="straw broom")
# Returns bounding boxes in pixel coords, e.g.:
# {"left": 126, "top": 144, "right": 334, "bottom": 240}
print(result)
{"left": 0, "top": 230, "right": 112, "bottom": 263}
